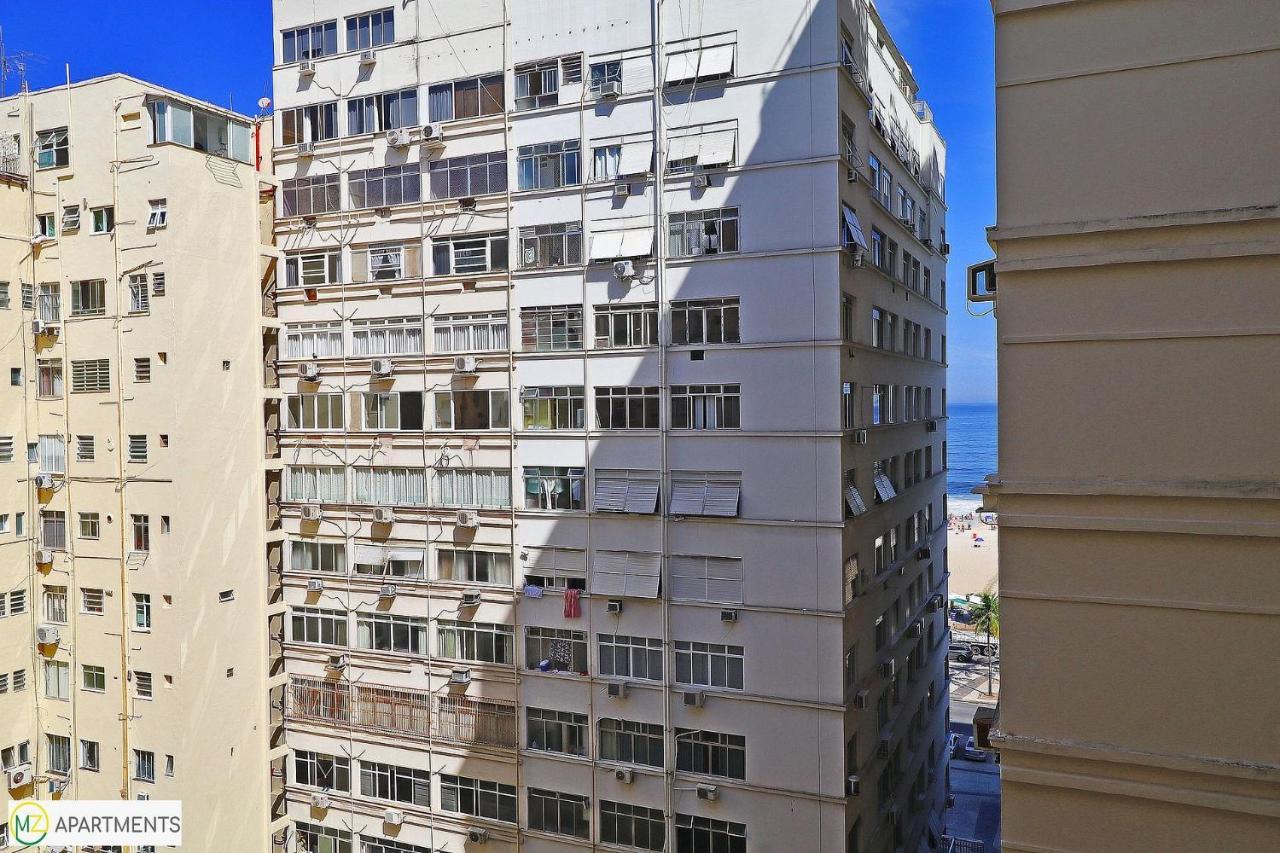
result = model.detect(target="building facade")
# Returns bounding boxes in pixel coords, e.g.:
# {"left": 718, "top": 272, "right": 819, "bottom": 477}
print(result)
{"left": 982, "top": 0, "right": 1280, "bottom": 850}
{"left": 268, "top": 2, "right": 949, "bottom": 852}
{"left": 0, "top": 75, "right": 272, "bottom": 849}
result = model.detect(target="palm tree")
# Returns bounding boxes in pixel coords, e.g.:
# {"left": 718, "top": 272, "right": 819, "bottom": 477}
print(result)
{"left": 969, "top": 588, "right": 1000, "bottom": 645}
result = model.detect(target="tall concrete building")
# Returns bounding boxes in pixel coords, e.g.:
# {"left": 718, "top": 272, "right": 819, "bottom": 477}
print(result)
{"left": 0, "top": 75, "right": 272, "bottom": 848}
{"left": 268, "top": 2, "right": 949, "bottom": 852}
{"left": 979, "top": 0, "right": 1280, "bottom": 850}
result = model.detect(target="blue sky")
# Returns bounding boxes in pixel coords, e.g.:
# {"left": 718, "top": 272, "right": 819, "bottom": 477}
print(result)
{"left": 0, "top": 0, "right": 997, "bottom": 403}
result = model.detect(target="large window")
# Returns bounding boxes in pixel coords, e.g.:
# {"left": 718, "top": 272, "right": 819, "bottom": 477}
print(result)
{"left": 595, "top": 386, "right": 659, "bottom": 429}
{"left": 433, "top": 312, "right": 508, "bottom": 353}
{"left": 433, "top": 468, "right": 511, "bottom": 508}
{"left": 669, "top": 208, "right": 739, "bottom": 257}
{"left": 70, "top": 280, "right": 105, "bottom": 316}
{"left": 598, "top": 718, "right": 664, "bottom": 767}
{"left": 35, "top": 128, "right": 69, "bottom": 169}
{"left": 438, "top": 774, "right": 516, "bottom": 823}
{"left": 524, "top": 626, "right": 588, "bottom": 674}
{"left": 521, "top": 305, "right": 583, "bottom": 352}
{"left": 360, "top": 761, "right": 430, "bottom": 806}
{"left": 352, "top": 467, "right": 427, "bottom": 505}
{"left": 514, "top": 59, "right": 565, "bottom": 111}
{"left": 351, "top": 242, "right": 419, "bottom": 282}
{"left": 285, "top": 465, "right": 346, "bottom": 503}
{"left": 437, "top": 548, "right": 512, "bottom": 585}
{"left": 286, "top": 394, "right": 344, "bottom": 430}
{"left": 280, "top": 103, "right": 338, "bottom": 145}
{"left": 290, "top": 540, "right": 346, "bottom": 574}
{"left": 362, "top": 392, "right": 425, "bottom": 431}
{"left": 669, "top": 555, "right": 744, "bottom": 604}
{"left": 284, "top": 322, "right": 343, "bottom": 359}
{"left": 351, "top": 317, "right": 424, "bottom": 356}
{"left": 670, "top": 384, "right": 740, "bottom": 430}
{"left": 295, "top": 750, "right": 350, "bottom": 792}
{"left": 346, "top": 9, "right": 395, "bottom": 50}
{"left": 431, "top": 233, "right": 508, "bottom": 276}
{"left": 349, "top": 163, "right": 421, "bottom": 208}
{"left": 282, "top": 20, "right": 338, "bottom": 62}
{"left": 526, "top": 707, "right": 587, "bottom": 756}
{"left": 427, "top": 152, "right": 507, "bottom": 199}
{"left": 150, "top": 99, "right": 253, "bottom": 162}
{"left": 357, "top": 613, "right": 428, "bottom": 654}
{"left": 598, "top": 634, "right": 663, "bottom": 681}
{"left": 41, "top": 511, "right": 67, "bottom": 550}
{"left": 434, "top": 390, "right": 510, "bottom": 430}
{"left": 594, "top": 303, "right": 658, "bottom": 348}
{"left": 518, "top": 222, "right": 582, "bottom": 268}
{"left": 295, "top": 823, "right": 351, "bottom": 853}
{"left": 347, "top": 89, "right": 417, "bottom": 135}
{"left": 527, "top": 788, "right": 589, "bottom": 839}
{"left": 282, "top": 174, "right": 341, "bottom": 217}
{"left": 285, "top": 250, "right": 341, "bottom": 288}
{"left": 437, "top": 621, "right": 514, "bottom": 664}
{"left": 671, "top": 297, "right": 740, "bottom": 345}
{"left": 601, "top": 801, "right": 665, "bottom": 852}
{"left": 521, "top": 386, "right": 585, "bottom": 430}
{"left": 36, "top": 360, "right": 63, "bottom": 398}
{"left": 47, "top": 734, "right": 71, "bottom": 775}
{"left": 676, "top": 728, "right": 746, "bottom": 779}
{"left": 523, "top": 467, "right": 585, "bottom": 511}
{"left": 517, "top": 140, "right": 580, "bottom": 190}
{"left": 428, "top": 74, "right": 504, "bottom": 123}
{"left": 676, "top": 815, "right": 746, "bottom": 853}
{"left": 39, "top": 435, "right": 67, "bottom": 473}
{"left": 291, "top": 607, "right": 348, "bottom": 646}
{"left": 44, "top": 660, "right": 69, "bottom": 700}
{"left": 675, "top": 641, "right": 744, "bottom": 689}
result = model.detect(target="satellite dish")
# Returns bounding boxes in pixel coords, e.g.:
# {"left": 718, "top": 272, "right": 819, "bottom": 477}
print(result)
{"left": 257, "top": 97, "right": 271, "bottom": 110}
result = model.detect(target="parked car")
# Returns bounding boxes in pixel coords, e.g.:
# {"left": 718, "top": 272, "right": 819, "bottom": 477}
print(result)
{"left": 948, "top": 733, "right": 963, "bottom": 759}
{"left": 961, "top": 736, "right": 989, "bottom": 762}
{"left": 948, "top": 643, "right": 974, "bottom": 663}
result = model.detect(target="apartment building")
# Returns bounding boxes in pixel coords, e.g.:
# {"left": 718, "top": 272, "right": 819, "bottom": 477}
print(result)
{"left": 979, "top": 1, "right": 1280, "bottom": 850}
{"left": 268, "top": 2, "right": 949, "bottom": 852}
{"left": 0, "top": 75, "right": 272, "bottom": 849}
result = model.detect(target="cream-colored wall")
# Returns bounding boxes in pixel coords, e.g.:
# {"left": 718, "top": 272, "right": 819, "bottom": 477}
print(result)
{"left": 988, "top": 1, "right": 1280, "bottom": 850}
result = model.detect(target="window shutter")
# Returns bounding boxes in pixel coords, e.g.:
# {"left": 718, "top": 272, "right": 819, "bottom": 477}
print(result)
{"left": 845, "top": 485, "right": 868, "bottom": 516}
{"left": 704, "top": 483, "right": 740, "bottom": 517}
{"left": 873, "top": 474, "right": 897, "bottom": 502}
{"left": 592, "top": 477, "right": 628, "bottom": 513}
{"left": 351, "top": 249, "right": 369, "bottom": 283}
{"left": 624, "top": 479, "right": 659, "bottom": 514}
{"left": 669, "top": 482, "right": 705, "bottom": 516}
{"left": 404, "top": 243, "right": 422, "bottom": 278}
{"left": 590, "top": 550, "right": 661, "bottom": 598}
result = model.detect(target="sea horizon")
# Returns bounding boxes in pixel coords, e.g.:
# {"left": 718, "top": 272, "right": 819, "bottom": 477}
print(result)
{"left": 946, "top": 401, "right": 997, "bottom": 514}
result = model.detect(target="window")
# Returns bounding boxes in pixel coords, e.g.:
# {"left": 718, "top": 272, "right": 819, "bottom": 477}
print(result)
{"left": 295, "top": 823, "right": 352, "bottom": 853}
{"left": 433, "top": 468, "right": 511, "bottom": 508}
{"left": 70, "top": 279, "right": 106, "bottom": 316}
{"left": 134, "top": 748, "right": 155, "bottom": 781}
{"left": 36, "top": 283, "right": 59, "bottom": 322}
{"left": 47, "top": 735, "right": 71, "bottom": 775}
{"left": 21, "top": 282, "right": 34, "bottom": 309}
{"left": 12, "top": 670, "right": 26, "bottom": 691}
{"left": 518, "top": 222, "right": 582, "bottom": 268}
{"left": 44, "top": 660, "right": 69, "bottom": 699}
{"left": 146, "top": 199, "right": 168, "bottom": 229}
{"left": 9, "top": 368, "right": 18, "bottom": 386}
{"left": 82, "top": 664, "right": 106, "bottom": 692}
{"left": 82, "top": 588, "right": 105, "bottom": 614}
{"left": 282, "top": 20, "right": 338, "bottom": 62}
{"left": 360, "top": 761, "right": 430, "bottom": 806}
{"left": 9, "top": 591, "right": 26, "bottom": 615}
{"left": 434, "top": 390, "right": 510, "bottom": 430}
{"left": 0, "top": 282, "right": 7, "bottom": 309}
{"left": 357, "top": 612, "right": 428, "bottom": 653}
{"left": 598, "top": 717, "right": 664, "bottom": 768}
{"left": 664, "top": 44, "right": 735, "bottom": 86}
{"left": 351, "top": 467, "right": 427, "bottom": 505}
{"left": 291, "top": 606, "right": 348, "bottom": 646}
{"left": 286, "top": 393, "right": 343, "bottom": 430}
{"left": 284, "top": 250, "right": 341, "bottom": 287}
{"left": 522, "top": 546, "right": 587, "bottom": 591}
{"left": 0, "top": 436, "right": 10, "bottom": 463}
{"left": 431, "top": 233, "right": 508, "bottom": 275}
{"left": 36, "top": 359, "right": 63, "bottom": 398}
{"left": 44, "top": 585, "right": 67, "bottom": 622}
{"left": 666, "top": 127, "right": 736, "bottom": 173}
{"left": 128, "top": 435, "right": 148, "bottom": 464}
{"left": 872, "top": 384, "right": 893, "bottom": 425}
{"left": 524, "top": 626, "right": 588, "bottom": 674}
{"left": 676, "top": 728, "right": 746, "bottom": 779}
{"left": 80, "top": 738, "right": 100, "bottom": 771}
{"left": 428, "top": 73, "right": 504, "bottom": 123}
{"left": 282, "top": 174, "right": 341, "bottom": 217}
{"left": 598, "top": 634, "right": 663, "bottom": 681}
{"left": 595, "top": 386, "right": 659, "bottom": 429}
{"left": 526, "top": 707, "right": 587, "bottom": 756}
{"left": 527, "top": 788, "right": 590, "bottom": 839}
{"left": 295, "top": 750, "right": 350, "bottom": 792}
{"left": 351, "top": 317, "right": 424, "bottom": 356}
{"left": 127, "top": 275, "right": 151, "bottom": 314}
{"left": 592, "top": 144, "right": 622, "bottom": 180}
{"left": 132, "top": 357, "right": 152, "bottom": 383}
{"left": 134, "top": 593, "right": 152, "bottom": 629}
{"left": 602, "top": 801, "right": 665, "bottom": 852}
{"left": 437, "top": 620, "right": 514, "bottom": 664}
{"left": 433, "top": 312, "right": 508, "bottom": 353}
{"left": 92, "top": 206, "right": 115, "bottom": 234}
{"left": 517, "top": 140, "right": 580, "bottom": 190}
{"left": 285, "top": 465, "right": 345, "bottom": 503}
{"left": 351, "top": 89, "right": 418, "bottom": 136}
{"left": 36, "top": 213, "right": 55, "bottom": 237}
{"left": 670, "top": 384, "right": 740, "bottom": 430}
{"left": 437, "top": 548, "right": 511, "bottom": 585}
{"left": 870, "top": 154, "right": 891, "bottom": 207}
{"left": 290, "top": 540, "right": 346, "bottom": 574}
{"left": 591, "top": 473, "right": 661, "bottom": 517}
{"left": 521, "top": 304, "right": 583, "bottom": 351}
{"left": 427, "top": 151, "right": 507, "bottom": 199}
{"left": 589, "top": 60, "right": 623, "bottom": 94}
{"left": 671, "top": 297, "right": 740, "bottom": 345}
{"left": 675, "top": 641, "right": 744, "bottom": 689}
{"left": 523, "top": 466, "right": 585, "bottom": 511}
{"left": 361, "top": 391, "right": 425, "bottom": 431}
{"left": 842, "top": 203, "right": 869, "bottom": 251}
{"left": 71, "top": 358, "right": 111, "bottom": 392}
{"left": 280, "top": 102, "right": 338, "bottom": 145}
{"left": 594, "top": 302, "right": 658, "bottom": 348}
{"left": 676, "top": 814, "right": 746, "bottom": 853}
{"left": 669, "top": 472, "right": 741, "bottom": 517}
{"left": 346, "top": 8, "right": 394, "bottom": 50}
{"left": 845, "top": 471, "right": 868, "bottom": 517}
{"left": 514, "top": 59, "right": 563, "bottom": 111}
{"left": 41, "top": 511, "right": 67, "bottom": 550}
{"left": 349, "top": 163, "right": 421, "bottom": 208}
{"left": 669, "top": 208, "right": 739, "bottom": 257}
{"left": 521, "top": 385, "right": 585, "bottom": 430}
{"left": 284, "top": 321, "right": 343, "bottom": 359}
{"left": 438, "top": 774, "right": 516, "bottom": 823}
{"left": 36, "top": 127, "right": 69, "bottom": 169}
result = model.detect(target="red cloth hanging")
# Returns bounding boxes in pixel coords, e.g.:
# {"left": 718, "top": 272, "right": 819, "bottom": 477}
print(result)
{"left": 563, "top": 587, "right": 582, "bottom": 618}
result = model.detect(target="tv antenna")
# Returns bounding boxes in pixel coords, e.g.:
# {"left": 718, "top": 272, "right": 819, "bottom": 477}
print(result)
{"left": 0, "top": 26, "right": 41, "bottom": 96}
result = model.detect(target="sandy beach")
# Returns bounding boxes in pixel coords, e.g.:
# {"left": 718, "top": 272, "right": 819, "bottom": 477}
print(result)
{"left": 946, "top": 497, "right": 998, "bottom": 598}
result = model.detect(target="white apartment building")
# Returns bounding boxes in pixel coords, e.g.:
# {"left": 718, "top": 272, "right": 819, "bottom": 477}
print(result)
{"left": 269, "top": 2, "right": 949, "bottom": 852}
{"left": 0, "top": 76, "right": 272, "bottom": 849}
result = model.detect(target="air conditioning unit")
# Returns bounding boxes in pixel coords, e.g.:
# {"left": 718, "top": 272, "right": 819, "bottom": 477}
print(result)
{"left": 378, "top": 584, "right": 398, "bottom": 600}
{"left": 298, "top": 142, "right": 316, "bottom": 157}
{"left": 692, "top": 172, "right": 710, "bottom": 189}
{"left": 359, "top": 49, "right": 377, "bottom": 64}
{"left": 878, "top": 736, "right": 892, "bottom": 758}
{"left": 880, "top": 659, "right": 896, "bottom": 678}
{"left": 458, "top": 196, "right": 477, "bottom": 210}
{"left": 383, "top": 808, "right": 405, "bottom": 826}
{"left": 299, "top": 361, "right": 321, "bottom": 381}
{"left": 599, "top": 80, "right": 623, "bottom": 99}
{"left": 615, "top": 767, "right": 635, "bottom": 783}
{"left": 450, "top": 666, "right": 472, "bottom": 685}
{"left": 612, "top": 259, "right": 635, "bottom": 280}
{"left": 846, "top": 168, "right": 857, "bottom": 183}
{"left": 31, "top": 318, "right": 45, "bottom": 336}
{"left": 853, "top": 429, "right": 868, "bottom": 445}
{"left": 35, "top": 624, "right": 60, "bottom": 645}
{"left": 683, "top": 690, "right": 706, "bottom": 708}
{"left": 695, "top": 783, "right": 719, "bottom": 801}
{"left": 310, "top": 792, "right": 330, "bottom": 809}
{"left": 34, "top": 473, "right": 54, "bottom": 490}
{"left": 968, "top": 259, "right": 996, "bottom": 303}
{"left": 5, "top": 764, "right": 33, "bottom": 789}
{"left": 907, "top": 621, "right": 923, "bottom": 639}
{"left": 607, "top": 681, "right": 629, "bottom": 699}
{"left": 467, "top": 828, "right": 489, "bottom": 844}
{"left": 941, "top": 242, "right": 951, "bottom": 255}
{"left": 900, "top": 213, "right": 913, "bottom": 226}
{"left": 385, "top": 128, "right": 410, "bottom": 148}
{"left": 306, "top": 579, "right": 325, "bottom": 593}
{"left": 853, "top": 689, "right": 869, "bottom": 709}
{"left": 720, "top": 609, "right": 738, "bottom": 623}
{"left": 613, "top": 182, "right": 631, "bottom": 198}
{"left": 422, "top": 124, "right": 444, "bottom": 150}
{"left": 461, "top": 589, "right": 482, "bottom": 608}
{"left": 607, "top": 599, "right": 624, "bottom": 614}
{"left": 301, "top": 504, "right": 322, "bottom": 521}
{"left": 454, "top": 355, "right": 478, "bottom": 374}
{"left": 846, "top": 774, "right": 861, "bottom": 796}
{"left": 917, "top": 548, "right": 932, "bottom": 560}
{"left": 299, "top": 60, "right": 316, "bottom": 76}
{"left": 926, "top": 419, "right": 938, "bottom": 433}
{"left": 373, "top": 507, "right": 394, "bottom": 524}
{"left": 35, "top": 548, "right": 53, "bottom": 565}
{"left": 922, "top": 237, "right": 935, "bottom": 251}
{"left": 925, "top": 594, "right": 941, "bottom": 613}
{"left": 843, "top": 244, "right": 865, "bottom": 267}
{"left": 369, "top": 357, "right": 394, "bottom": 377}
{"left": 326, "top": 654, "right": 348, "bottom": 671}
{"left": 456, "top": 509, "right": 479, "bottom": 529}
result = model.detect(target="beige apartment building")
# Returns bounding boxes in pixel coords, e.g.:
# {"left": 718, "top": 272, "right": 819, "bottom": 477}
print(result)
{"left": 0, "top": 75, "right": 273, "bottom": 849}
{"left": 978, "top": 0, "right": 1280, "bottom": 850}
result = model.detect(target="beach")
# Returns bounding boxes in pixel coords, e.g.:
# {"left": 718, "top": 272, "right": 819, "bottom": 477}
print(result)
{"left": 946, "top": 496, "right": 998, "bottom": 598}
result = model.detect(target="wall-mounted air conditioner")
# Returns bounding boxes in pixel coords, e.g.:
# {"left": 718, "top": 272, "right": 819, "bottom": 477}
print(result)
{"left": 615, "top": 767, "right": 635, "bottom": 784}
{"left": 613, "top": 182, "right": 630, "bottom": 198}
{"left": 607, "top": 681, "right": 629, "bottom": 699}
{"left": 692, "top": 172, "right": 710, "bottom": 189}
{"left": 606, "top": 599, "right": 623, "bottom": 614}
{"left": 297, "top": 142, "right": 316, "bottom": 157}
{"left": 35, "top": 624, "right": 60, "bottom": 645}
{"left": 378, "top": 584, "right": 397, "bottom": 600}
{"left": 359, "top": 50, "right": 376, "bottom": 64}
{"left": 683, "top": 690, "right": 706, "bottom": 708}
{"left": 299, "top": 61, "right": 316, "bottom": 76}
{"left": 299, "top": 361, "right": 321, "bottom": 381}
{"left": 306, "top": 579, "right": 325, "bottom": 593}
{"left": 720, "top": 609, "right": 738, "bottom": 623}
{"left": 450, "top": 667, "right": 472, "bottom": 685}
{"left": 4, "top": 764, "right": 33, "bottom": 789}
{"left": 467, "top": 828, "right": 489, "bottom": 843}
{"left": 373, "top": 507, "right": 394, "bottom": 524}
{"left": 310, "top": 792, "right": 330, "bottom": 809}
{"left": 325, "top": 654, "right": 348, "bottom": 671}
{"left": 383, "top": 808, "right": 404, "bottom": 826}
{"left": 456, "top": 509, "right": 479, "bottom": 529}
{"left": 35, "top": 548, "right": 53, "bottom": 565}
{"left": 422, "top": 124, "right": 444, "bottom": 150}
{"left": 613, "top": 259, "right": 635, "bottom": 280}
{"left": 34, "top": 473, "right": 54, "bottom": 490}
{"left": 599, "top": 80, "right": 623, "bottom": 100}
{"left": 453, "top": 355, "right": 478, "bottom": 374}
{"left": 853, "top": 689, "right": 869, "bottom": 709}
{"left": 385, "top": 128, "right": 410, "bottom": 148}
{"left": 695, "top": 783, "right": 719, "bottom": 801}
{"left": 301, "top": 504, "right": 322, "bottom": 521}
{"left": 461, "top": 589, "right": 482, "bottom": 608}
{"left": 853, "top": 429, "right": 868, "bottom": 445}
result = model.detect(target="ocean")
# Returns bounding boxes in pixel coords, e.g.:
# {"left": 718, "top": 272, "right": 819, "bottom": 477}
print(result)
{"left": 946, "top": 402, "right": 997, "bottom": 514}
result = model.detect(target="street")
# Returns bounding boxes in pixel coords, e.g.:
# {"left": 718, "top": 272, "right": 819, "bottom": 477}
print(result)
{"left": 946, "top": 699, "right": 1002, "bottom": 850}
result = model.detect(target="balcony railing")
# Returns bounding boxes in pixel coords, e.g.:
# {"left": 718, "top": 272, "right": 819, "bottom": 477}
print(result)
{"left": 287, "top": 676, "right": 516, "bottom": 748}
